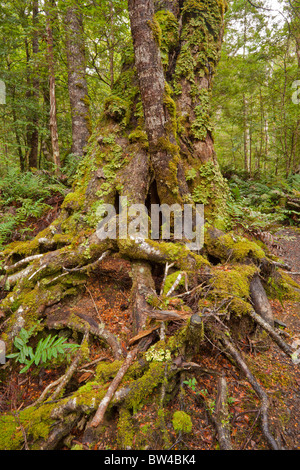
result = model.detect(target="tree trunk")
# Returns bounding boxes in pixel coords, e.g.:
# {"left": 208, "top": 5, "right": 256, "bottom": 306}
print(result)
{"left": 0, "top": 0, "right": 291, "bottom": 451}
{"left": 65, "top": 0, "right": 91, "bottom": 158}
{"left": 28, "top": 0, "right": 40, "bottom": 170}
{"left": 128, "top": 0, "right": 183, "bottom": 205}
{"left": 45, "top": 0, "right": 61, "bottom": 174}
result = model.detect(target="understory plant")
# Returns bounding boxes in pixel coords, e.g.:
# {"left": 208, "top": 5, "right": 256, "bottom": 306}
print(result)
{"left": 7, "top": 326, "right": 80, "bottom": 373}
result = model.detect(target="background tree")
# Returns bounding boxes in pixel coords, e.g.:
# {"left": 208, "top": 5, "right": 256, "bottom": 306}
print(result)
{"left": 45, "top": 0, "right": 61, "bottom": 174}
{"left": 64, "top": 0, "right": 91, "bottom": 158}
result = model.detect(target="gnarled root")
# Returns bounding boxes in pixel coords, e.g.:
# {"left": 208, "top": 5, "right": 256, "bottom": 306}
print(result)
{"left": 220, "top": 334, "right": 280, "bottom": 450}
{"left": 249, "top": 309, "right": 293, "bottom": 357}
{"left": 213, "top": 375, "right": 233, "bottom": 450}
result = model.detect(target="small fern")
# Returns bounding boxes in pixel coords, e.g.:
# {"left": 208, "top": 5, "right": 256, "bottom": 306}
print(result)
{"left": 7, "top": 327, "right": 80, "bottom": 373}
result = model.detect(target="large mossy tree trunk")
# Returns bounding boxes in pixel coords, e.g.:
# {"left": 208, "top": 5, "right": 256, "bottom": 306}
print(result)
{"left": 0, "top": 0, "right": 297, "bottom": 451}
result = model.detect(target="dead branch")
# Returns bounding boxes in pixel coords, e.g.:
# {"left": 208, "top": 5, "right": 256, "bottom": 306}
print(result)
{"left": 166, "top": 271, "right": 187, "bottom": 297}
{"left": 220, "top": 334, "right": 280, "bottom": 450}
{"left": 160, "top": 262, "right": 175, "bottom": 295}
{"left": 31, "top": 376, "right": 64, "bottom": 408}
{"left": 147, "top": 308, "right": 190, "bottom": 321}
{"left": 128, "top": 325, "right": 161, "bottom": 346}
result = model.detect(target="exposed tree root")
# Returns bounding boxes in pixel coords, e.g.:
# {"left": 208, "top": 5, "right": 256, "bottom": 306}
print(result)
{"left": 213, "top": 375, "right": 233, "bottom": 450}
{"left": 220, "top": 334, "right": 280, "bottom": 450}
{"left": 87, "top": 347, "right": 138, "bottom": 432}
{"left": 1, "top": 216, "right": 299, "bottom": 450}
{"left": 41, "top": 412, "right": 81, "bottom": 451}
{"left": 32, "top": 331, "right": 89, "bottom": 407}
{"left": 249, "top": 309, "right": 293, "bottom": 357}
{"left": 250, "top": 275, "right": 274, "bottom": 326}
{"left": 47, "top": 317, "right": 124, "bottom": 361}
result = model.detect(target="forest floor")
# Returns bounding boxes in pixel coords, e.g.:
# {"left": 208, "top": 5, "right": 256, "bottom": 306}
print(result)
{"left": 0, "top": 218, "right": 299, "bottom": 451}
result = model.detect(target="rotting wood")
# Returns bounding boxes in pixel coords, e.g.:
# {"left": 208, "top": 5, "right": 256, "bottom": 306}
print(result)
{"left": 128, "top": 325, "right": 161, "bottom": 346}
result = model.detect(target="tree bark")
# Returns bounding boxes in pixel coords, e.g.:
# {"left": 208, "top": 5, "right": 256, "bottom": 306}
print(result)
{"left": 28, "top": 0, "right": 40, "bottom": 169}
{"left": 45, "top": 0, "right": 61, "bottom": 174}
{"left": 1, "top": 1, "right": 293, "bottom": 451}
{"left": 128, "top": 0, "right": 182, "bottom": 205}
{"left": 65, "top": 0, "right": 91, "bottom": 158}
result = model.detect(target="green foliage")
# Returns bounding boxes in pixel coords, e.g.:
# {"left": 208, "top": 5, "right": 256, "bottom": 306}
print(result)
{"left": 7, "top": 326, "right": 80, "bottom": 374}
{"left": 212, "top": 0, "right": 300, "bottom": 177}
{"left": 183, "top": 377, "right": 198, "bottom": 393}
{"left": 226, "top": 173, "right": 300, "bottom": 229}
{"left": 0, "top": 168, "right": 66, "bottom": 249}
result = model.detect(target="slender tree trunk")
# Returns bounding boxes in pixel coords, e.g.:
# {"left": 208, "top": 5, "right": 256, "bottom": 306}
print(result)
{"left": 65, "top": 0, "right": 91, "bottom": 158}
{"left": 45, "top": 0, "right": 61, "bottom": 174}
{"left": 109, "top": 0, "right": 115, "bottom": 89}
{"left": 243, "top": 94, "right": 250, "bottom": 175}
{"left": 28, "top": 0, "right": 40, "bottom": 169}
{"left": 6, "top": 57, "right": 25, "bottom": 171}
